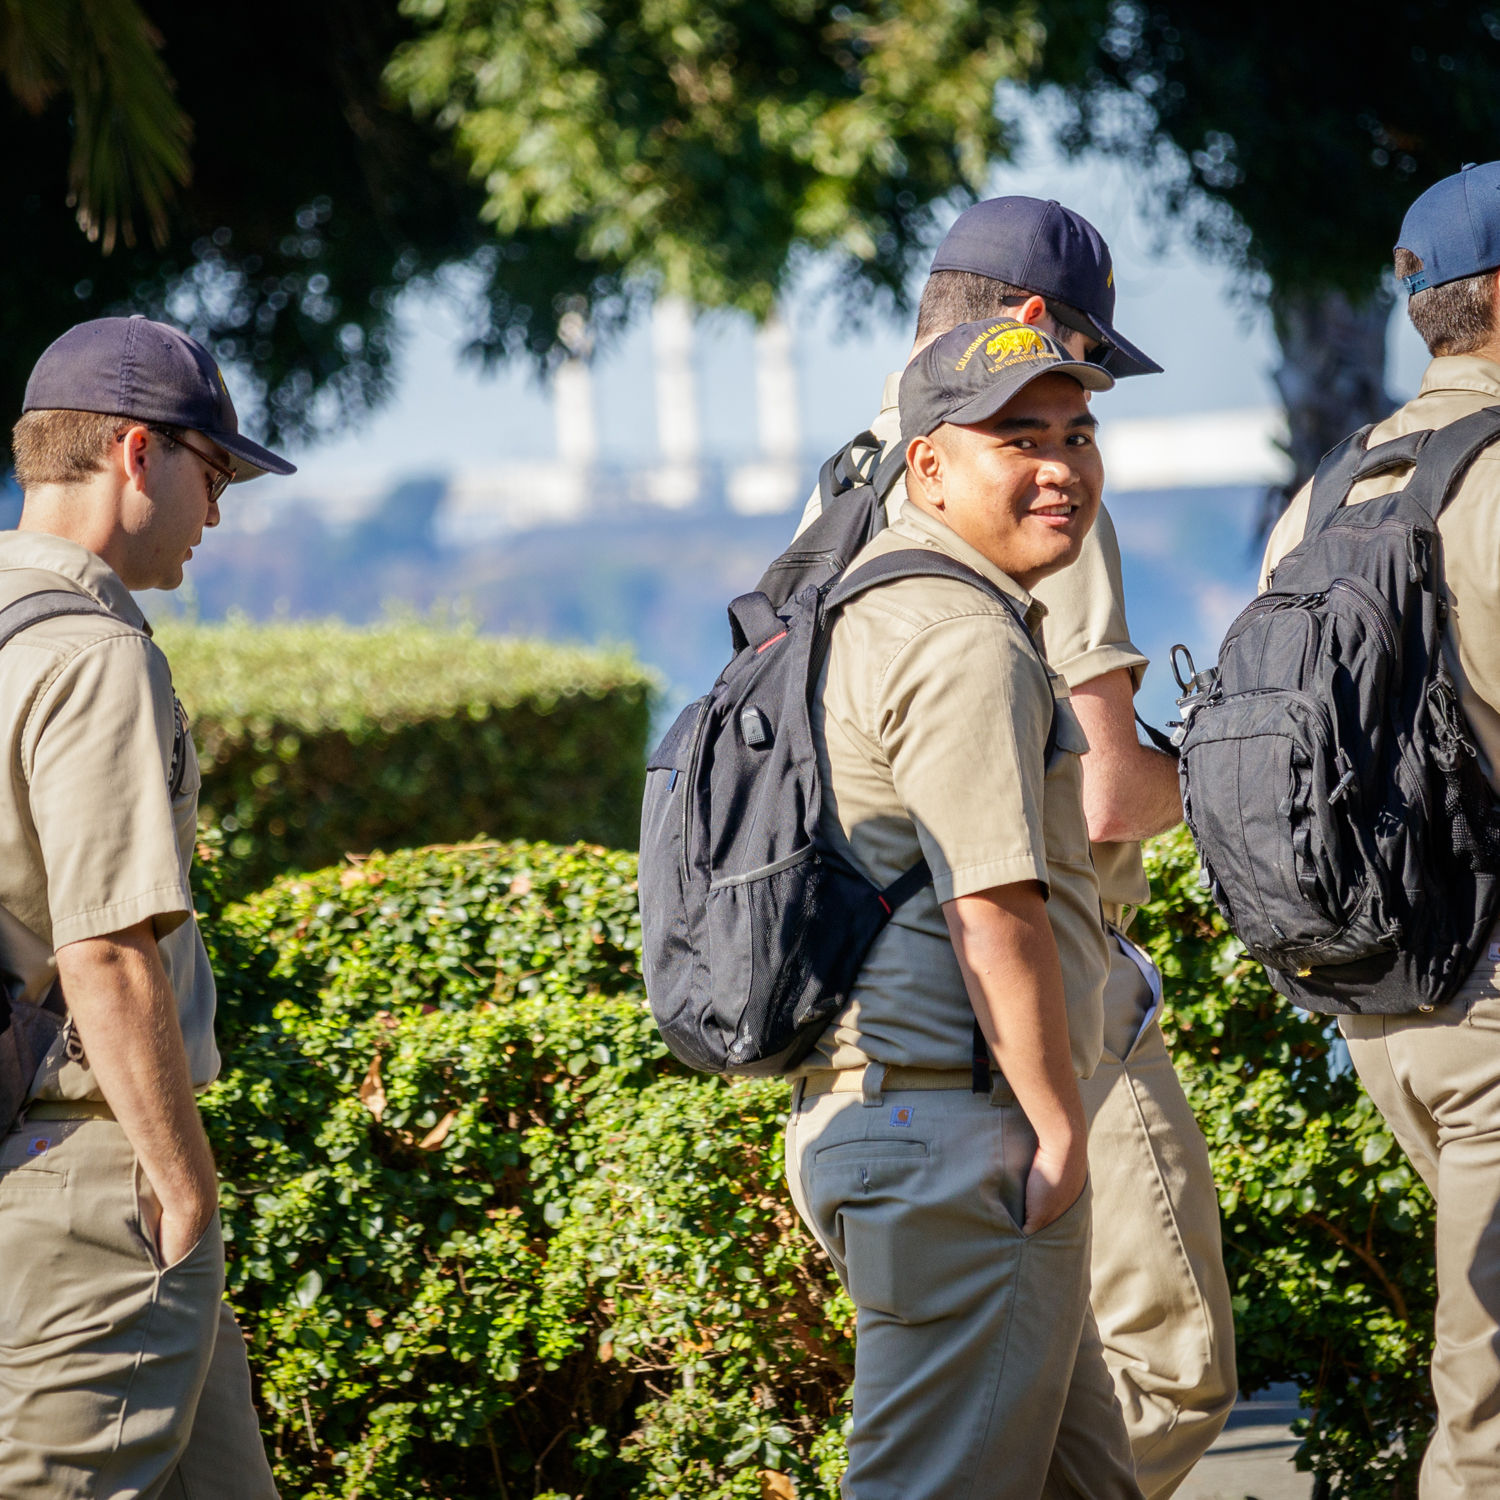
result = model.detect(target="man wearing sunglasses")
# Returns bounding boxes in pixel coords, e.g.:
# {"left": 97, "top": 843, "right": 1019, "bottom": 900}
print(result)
{"left": 792, "top": 198, "right": 1237, "bottom": 1497}
{"left": 0, "top": 315, "right": 293, "bottom": 1497}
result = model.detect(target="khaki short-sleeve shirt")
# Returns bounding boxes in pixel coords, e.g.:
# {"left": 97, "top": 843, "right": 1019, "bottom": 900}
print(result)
{"left": 0, "top": 532, "right": 217, "bottom": 1099}
{"left": 1261, "top": 356, "right": 1500, "bottom": 793}
{"left": 806, "top": 501, "right": 1109, "bottom": 1079}
{"left": 796, "top": 372, "right": 1153, "bottom": 919}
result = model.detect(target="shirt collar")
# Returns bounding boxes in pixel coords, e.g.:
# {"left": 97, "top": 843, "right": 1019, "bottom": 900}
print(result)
{"left": 880, "top": 371, "right": 901, "bottom": 414}
{"left": 1417, "top": 354, "right": 1500, "bottom": 400}
{"left": 889, "top": 500, "right": 1046, "bottom": 631}
{"left": 0, "top": 531, "right": 150, "bottom": 633}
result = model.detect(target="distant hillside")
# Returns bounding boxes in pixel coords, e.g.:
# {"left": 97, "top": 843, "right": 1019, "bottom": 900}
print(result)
{"left": 167, "top": 481, "right": 1263, "bottom": 735}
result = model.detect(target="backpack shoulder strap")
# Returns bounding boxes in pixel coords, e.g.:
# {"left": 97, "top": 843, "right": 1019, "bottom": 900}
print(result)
{"left": 1305, "top": 424, "right": 1433, "bottom": 533}
{"left": 1399, "top": 405, "right": 1500, "bottom": 523}
{"left": 0, "top": 588, "right": 189, "bottom": 795}
{"left": 1304, "top": 407, "right": 1500, "bottom": 536}
{"left": 0, "top": 588, "right": 116, "bottom": 649}
{"left": 826, "top": 548, "right": 1059, "bottom": 761}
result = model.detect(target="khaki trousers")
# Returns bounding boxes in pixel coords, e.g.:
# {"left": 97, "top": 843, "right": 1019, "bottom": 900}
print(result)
{"left": 786, "top": 1075, "right": 1142, "bottom": 1500}
{"left": 0, "top": 1114, "right": 278, "bottom": 1499}
{"left": 1340, "top": 990, "right": 1500, "bottom": 1500}
{"left": 1077, "top": 937, "right": 1237, "bottom": 1499}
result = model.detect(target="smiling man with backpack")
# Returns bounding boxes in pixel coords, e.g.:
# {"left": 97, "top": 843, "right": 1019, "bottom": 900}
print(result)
{"left": 790, "top": 198, "right": 1236, "bottom": 1497}
{"left": 1233, "top": 162, "right": 1500, "bottom": 1499}
{"left": 788, "top": 321, "right": 1135, "bottom": 1496}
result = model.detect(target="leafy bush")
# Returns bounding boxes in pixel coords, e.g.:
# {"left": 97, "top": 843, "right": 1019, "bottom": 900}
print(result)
{"left": 202, "top": 829, "right": 1438, "bottom": 1498}
{"left": 201, "top": 839, "right": 851, "bottom": 1500}
{"left": 160, "top": 620, "right": 656, "bottom": 898}
{"left": 1135, "top": 826, "right": 1435, "bottom": 1499}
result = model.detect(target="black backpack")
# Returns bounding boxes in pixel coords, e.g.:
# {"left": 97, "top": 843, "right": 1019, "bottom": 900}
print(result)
{"left": 1175, "top": 407, "right": 1500, "bottom": 1015}
{"left": 639, "top": 442, "right": 1055, "bottom": 1073}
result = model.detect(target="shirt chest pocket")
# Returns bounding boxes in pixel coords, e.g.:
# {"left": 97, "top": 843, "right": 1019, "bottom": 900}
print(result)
{"left": 1048, "top": 695, "right": 1092, "bottom": 763}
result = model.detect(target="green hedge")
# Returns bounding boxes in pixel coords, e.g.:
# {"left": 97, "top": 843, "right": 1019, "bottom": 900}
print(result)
{"left": 201, "top": 838, "right": 851, "bottom": 1500}
{"left": 160, "top": 620, "right": 656, "bottom": 898}
{"left": 202, "top": 830, "right": 1436, "bottom": 1498}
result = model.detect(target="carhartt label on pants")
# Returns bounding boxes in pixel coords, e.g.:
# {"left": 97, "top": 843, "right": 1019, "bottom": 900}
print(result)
{"left": 1488, "top": 940, "right": 1500, "bottom": 963}
{"left": 890, "top": 1105, "right": 914, "bottom": 1127}
{"left": 25, "top": 1136, "right": 49, "bottom": 1157}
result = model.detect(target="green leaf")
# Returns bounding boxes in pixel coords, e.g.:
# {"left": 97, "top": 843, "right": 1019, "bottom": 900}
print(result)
{"left": 294, "top": 1269, "right": 322, "bottom": 1308}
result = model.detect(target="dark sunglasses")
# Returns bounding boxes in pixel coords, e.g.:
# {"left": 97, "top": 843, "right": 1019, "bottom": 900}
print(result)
{"left": 1043, "top": 298, "right": 1119, "bottom": 370}
{"left": 119, "top": 425, "right": 236, "bottom": 502}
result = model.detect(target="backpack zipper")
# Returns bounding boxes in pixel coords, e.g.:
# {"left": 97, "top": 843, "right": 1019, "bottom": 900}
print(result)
{"left": 1327, "top": 577, "right": 1399, "bottom": 661}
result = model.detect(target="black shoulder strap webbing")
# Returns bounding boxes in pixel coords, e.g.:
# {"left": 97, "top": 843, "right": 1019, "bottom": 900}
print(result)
{"left": 0, "top": 589, "right": 188, "bottom": 796}
{"left": 1399, "top": 405, "right": 1500, "bottom": 522}
{"left": 1305, "top": 406, "right": 1500, "bottom": 534}
{"left": 827, "top": 548, "right": 1061, "bottom": 767}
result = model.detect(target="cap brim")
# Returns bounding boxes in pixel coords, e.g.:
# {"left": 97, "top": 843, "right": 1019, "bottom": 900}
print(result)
{"left": 207, "top": 429, "right": 297, "bottom": 482}
{"left": 1091, "top": 320, "right": 1162, "bottom": 379}
{"left": 942, "top": 356, "right": 1115, "bottom": 431}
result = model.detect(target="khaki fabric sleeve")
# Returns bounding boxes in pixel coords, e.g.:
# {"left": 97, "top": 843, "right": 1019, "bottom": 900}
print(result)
{"left": 1260, "top": 480, "right": 1313, "bottom": 591}
{"left": 874, "top": 609, "right": 1053, "bottom": 904}
{"left": 26, "top": 634, "right": 192, "bottom": 948}
{"left": 1031, "top": 507, "right": 1149, "bottom": 691}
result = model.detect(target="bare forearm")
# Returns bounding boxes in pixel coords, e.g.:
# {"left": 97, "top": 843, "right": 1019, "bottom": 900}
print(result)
{"left": 944, "top": 885, "right": 1087, "bottom": 1236}
{"left": 1069, "top": 669, "right": 1183, "bottom": 843}
{"left": 57, "top": 921, "right": 216, "bottom": 1226}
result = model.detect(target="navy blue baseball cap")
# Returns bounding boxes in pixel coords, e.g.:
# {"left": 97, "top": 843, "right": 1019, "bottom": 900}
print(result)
{"left": 23, "top": 315, "right": 295, "bottom": 481}
{"left": 930, "top": 197, "right": 1162, "bottom": 379}
{"left": 900, "top": 318, "right": 1114, "bottom": 445}
{"left": 1396, "top": 162, "right": 1500, "bottom": 295}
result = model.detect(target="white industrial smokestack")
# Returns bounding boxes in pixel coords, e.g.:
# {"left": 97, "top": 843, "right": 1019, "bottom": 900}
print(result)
{"left": 647, "top": 295, "right": 701, "bottom": 508}
{"left": 554, "top": 310, "right": 598, "bottom": 469}
{"left": 729, "top": 306, "right": 803, "bottom": 514}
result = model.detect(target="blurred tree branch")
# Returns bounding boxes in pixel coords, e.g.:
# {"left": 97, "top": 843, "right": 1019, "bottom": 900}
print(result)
{"left": 1039, "top": 0, "right": 1500, "bottom": 520}
{"left": 0, "top": 0, "right": 192, "bottom": 251}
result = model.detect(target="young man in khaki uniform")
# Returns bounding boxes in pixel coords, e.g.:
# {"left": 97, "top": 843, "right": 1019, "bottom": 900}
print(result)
{"left": 788, "top": 318, "right": 1140, "bottom": 1498}
{"left": 0, "top": 316, "right": 294, "bottom": 1498}
{"left": 796, "top": 198, "right": 1235, "bottom": 1497}
{"left": 1260, "top": 161, "right": 1500, "bottom": 1500}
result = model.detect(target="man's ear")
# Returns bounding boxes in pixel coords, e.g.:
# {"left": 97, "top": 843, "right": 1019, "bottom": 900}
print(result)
{"left": 906, "top": 433, "right": 943, "bottom": 504}
{"left": 1012, "top": 294, "right": 1048, "bottom": 327}
{"left": 118, "top": 424, "right": 152, "bottom": 490}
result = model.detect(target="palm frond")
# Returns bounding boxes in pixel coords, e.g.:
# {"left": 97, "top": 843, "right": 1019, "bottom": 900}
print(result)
{"left": 0, "top": 0, "right": 192, "bottom": 252}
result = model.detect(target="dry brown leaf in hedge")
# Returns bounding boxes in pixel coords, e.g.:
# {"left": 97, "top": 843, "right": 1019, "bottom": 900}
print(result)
{"left": 760, "top": 1472, "right": 795, "bottom": 1499}
{"left": 419, "top": 1110, "right": 458, "bottom": 1150}
{"left": 358, "top": 1055, "right": 386, "bottom": 1121}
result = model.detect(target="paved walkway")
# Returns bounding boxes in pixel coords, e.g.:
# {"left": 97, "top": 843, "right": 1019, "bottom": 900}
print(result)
{"left": 1178, "top": 1384, "right": 1313, "bottom": 1500}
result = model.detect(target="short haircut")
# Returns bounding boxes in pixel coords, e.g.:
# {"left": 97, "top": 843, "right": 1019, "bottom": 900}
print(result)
{"left": 11, "top": 410, "right": 178, "bottom": 492}
{"left": 914, "top": 270, "right": 1033, "bottom": 343}
{"left": 1395, "top": 247, "right": 1498, "bottom": 357}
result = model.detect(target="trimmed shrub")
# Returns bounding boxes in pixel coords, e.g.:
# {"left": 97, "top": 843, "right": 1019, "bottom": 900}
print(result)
{"left": 159, "top": 620, "right": 656, "bottom": 898}
{"left": 203, "top": 830, "right": 1437, "bottom": 1498}
{"left": 201, "top": 839, "right": 852, "bottom": 1500}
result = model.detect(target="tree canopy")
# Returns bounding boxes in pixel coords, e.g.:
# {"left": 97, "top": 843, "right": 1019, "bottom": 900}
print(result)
{"left": 1046, "top": 1, "right": 1500, "bottom": 493}
{"left": 385, "top": 0, "right": 1046, "bottom": 322}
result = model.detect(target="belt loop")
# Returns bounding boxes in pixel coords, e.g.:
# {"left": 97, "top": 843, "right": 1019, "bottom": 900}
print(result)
{"left": 861, "top": 1062, "right": 887, "bottom": 1107}
{"left": 789, "top": 1076, "right": 806, "bottom": 1116}
{"left": 989, "top": 1069, "right": 1016, "bottom": 1108}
